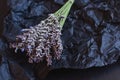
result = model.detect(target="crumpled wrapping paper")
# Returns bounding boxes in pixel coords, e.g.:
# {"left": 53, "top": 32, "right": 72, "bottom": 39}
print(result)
{"left": 2, "top": 0, "right": 120, "bottom": 69}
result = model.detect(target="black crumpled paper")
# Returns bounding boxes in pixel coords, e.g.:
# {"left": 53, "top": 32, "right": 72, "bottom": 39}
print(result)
{"left": 1, "top": 0, "right": 120, "bottom": 72}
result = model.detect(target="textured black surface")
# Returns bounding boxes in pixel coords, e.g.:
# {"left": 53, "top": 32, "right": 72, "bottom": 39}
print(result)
{"left": 0, "top": 0, "right": 120, "bottom": 79}
{"left": 2, "top": 0, "right": 120, "bottom": 69}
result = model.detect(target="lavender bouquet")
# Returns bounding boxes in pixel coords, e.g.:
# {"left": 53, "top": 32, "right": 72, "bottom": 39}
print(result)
{"left": 10, "top": 0, "right": 74, "bottom": 65}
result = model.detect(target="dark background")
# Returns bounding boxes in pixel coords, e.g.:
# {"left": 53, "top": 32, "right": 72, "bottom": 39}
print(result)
{"left": 0, "top": 0, "right": 9, "bottom": 37}
{"left": 45, "top": 59, "right": 120, "bottom": 80}
{"left": 1, "top": 0, "right": 120, "bottom": 80}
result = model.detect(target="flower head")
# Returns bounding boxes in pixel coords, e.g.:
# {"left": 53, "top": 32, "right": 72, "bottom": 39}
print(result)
{"left": 10, "top": 14, "right": 63, "bottom": 65}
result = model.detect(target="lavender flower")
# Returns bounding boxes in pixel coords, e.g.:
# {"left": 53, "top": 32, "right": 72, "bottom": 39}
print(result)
{"left": 10, "top": 0, "right": 74, "bottom": 66}
{"left": 10, "top": 14, "right": 63, "bottom": 65}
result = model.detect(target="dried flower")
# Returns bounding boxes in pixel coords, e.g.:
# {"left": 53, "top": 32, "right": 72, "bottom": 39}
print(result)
{"left": 10, "top": 0, "right": 74, "bottom": 65}
{"left": 10, "top": 14, "right": 62, "bottom": 65}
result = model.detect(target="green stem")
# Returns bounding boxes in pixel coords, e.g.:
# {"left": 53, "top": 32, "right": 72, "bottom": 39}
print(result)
{"left": 54, "top": 0, "right": 74, "bottom": 29}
